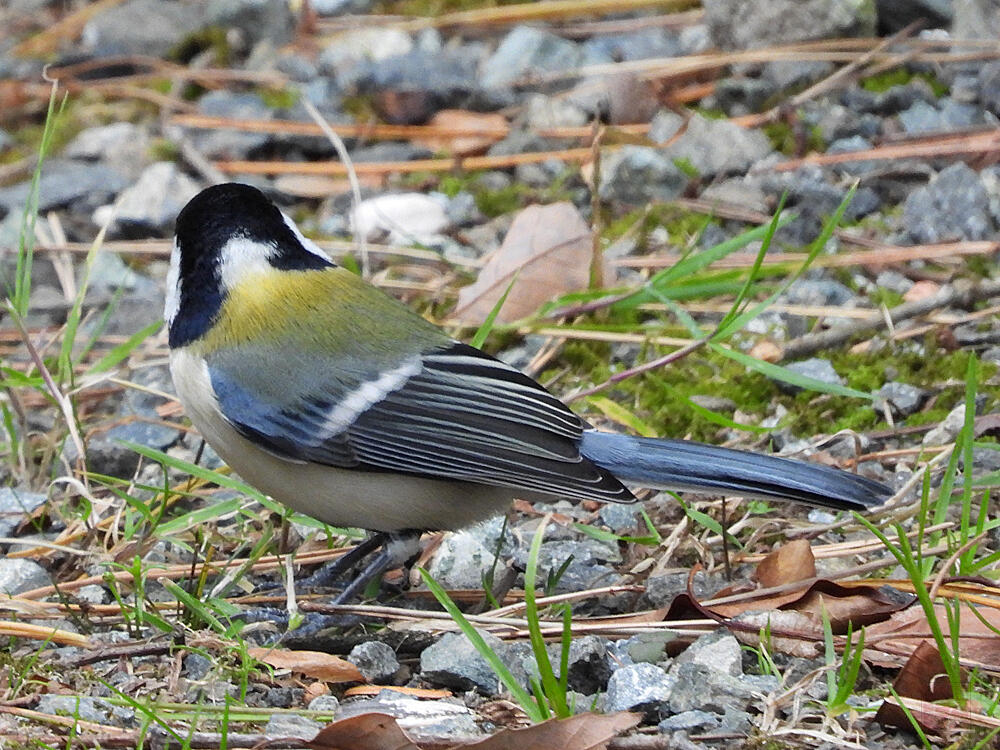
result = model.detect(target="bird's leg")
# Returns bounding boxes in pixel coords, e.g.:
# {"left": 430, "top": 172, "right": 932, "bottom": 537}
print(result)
{"left": 239, "top": 531, "right": 423, "bottom": 639}
{"left": 295, "top": 532, "right": 389, "bottom": 591}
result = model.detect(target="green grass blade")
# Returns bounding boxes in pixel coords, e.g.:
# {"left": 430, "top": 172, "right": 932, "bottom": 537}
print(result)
{"left": 87, "top": 320, "right": 163, "bottom": 375}
{"left": 471, "top": 273, "right": 518, "bottom": 348}
{"left": 419, "top": 568, "right": 543, "bottom": 721}
{"left": 710, "top": 343, "right": 872, "bottom": 400}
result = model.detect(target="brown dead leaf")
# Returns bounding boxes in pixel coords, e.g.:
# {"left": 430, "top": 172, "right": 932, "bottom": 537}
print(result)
{"left": 307, "top": 712, "right": 420, "bottom": 750}
{"left": 416, "top": 110, "right": 509, "bottom": 156}
{"left": 732, "top": 610, "right": 824, "bottom": 658}
{"left": 755, "top": 540, "right": 816, "bottom": 588}
{"left": 455, "top": 712, "right": 641, "bottom": 750}
{"left": 903, "top": 279, "right": 941, "bottom": 302}
{"left": 248, "top": 647, "right": 364, "bottom": 683}
{"left": 876, "top": 641, "right": 957, "bottom": 733}
{"left": 693, "top": 580, "right": 912, "bottom": 630}
{"left": 866, "top": 603, "right": 1000, "bottom": 668}
{"left": 749, "top": 340, "right": 782, "bottom": 362}
{"left": 452, "top": 203, "right": 592, "bottom": 324}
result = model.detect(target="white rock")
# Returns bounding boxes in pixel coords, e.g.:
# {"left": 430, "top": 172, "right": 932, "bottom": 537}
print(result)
{"left": 351, "top": 193, "right": 450, "bottom": 243}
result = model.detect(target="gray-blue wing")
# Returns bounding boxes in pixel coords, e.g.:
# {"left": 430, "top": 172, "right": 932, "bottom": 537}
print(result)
{"left": 208, "top": 342, "right": 635, "bottom": 503}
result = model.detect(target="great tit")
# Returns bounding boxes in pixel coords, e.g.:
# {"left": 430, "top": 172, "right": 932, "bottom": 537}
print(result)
{"left": 166, "top": 183, "right": 891, "bottom": 601}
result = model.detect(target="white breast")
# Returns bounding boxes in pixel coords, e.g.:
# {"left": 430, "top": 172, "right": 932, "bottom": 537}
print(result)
{"left": 168, "top": 348, "right": 514, "bottom": 531}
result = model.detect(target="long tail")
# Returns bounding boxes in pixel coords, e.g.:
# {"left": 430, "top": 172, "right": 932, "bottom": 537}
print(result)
{"left": 579, "top": 431, "right": 891, "bottom": 511}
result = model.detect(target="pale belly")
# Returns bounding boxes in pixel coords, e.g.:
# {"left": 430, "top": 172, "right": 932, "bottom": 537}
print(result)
{"left": 169, "top": 348, "right": 515, "bottom": 531}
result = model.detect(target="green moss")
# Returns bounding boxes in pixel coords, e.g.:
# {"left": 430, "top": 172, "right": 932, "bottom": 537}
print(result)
{"left": 148, "top": 138, "right": 179, "bottom": 163}
{"left": 672, "top": 157, "right": 700, "bottom": 179}
{"left": 341, "top": 94, "right": 378, "bottom": 122}
{"left": 541, "top": 323, "right": 998, "bottom": 444}
{"left": 860, "top": 68, "right": 948, "bottom": 97}
{"left": 257, "top": 86, "right": 299, "bottom": 110}
{"left": 867, "top": 287, "right": 904, "bottom": 308}
{"left": 14, "top": 99, "right": 83, "bottom": 157}
{"left": 762, "top": 121, "right": 824, "bottom": 156}
{"left": 169, "top": 27, "right": 231, "bottom": 66}
{"left": 376, "top": 0, "right": 520, "bottom": 15}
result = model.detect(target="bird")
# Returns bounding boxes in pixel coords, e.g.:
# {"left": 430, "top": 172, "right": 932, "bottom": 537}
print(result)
{"left": 166, "top": 182, "right": 892, "bottom": 608}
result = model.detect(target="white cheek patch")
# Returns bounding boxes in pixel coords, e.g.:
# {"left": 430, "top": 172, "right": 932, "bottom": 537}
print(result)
{"left": 281, "top": 212, "right": 333, "bottom": 263}
{"left": 315, "top": 356, "right": 422, "bottom": 438}
{"left": 164, "top": 238, "right": 182, "bottom": 327}
{"left": 218, "top": 236, "right": 277, "bottom": 291}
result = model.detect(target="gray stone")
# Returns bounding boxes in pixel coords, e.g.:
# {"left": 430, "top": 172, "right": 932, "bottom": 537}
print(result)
{"left": 827, "top": 134, "right": 873, "bottom": 154}
{"left": 81, "top": 0, "right": 207, "bottom": 56}
{"left": 700, "top": 178, "right": 770, "bottom": 213}
{"left": 809, "top": 103, "right": 882, "bottom": 142}
{"left": 63, "top": 123, "right": 150, "bottom": 179}
{"left": 480, "top": 27, "right": 582, "bottom": 90}
{"left": 515, "top": 538, "right": 622, "bottom": 594}
{"left": 519, "top": 93, "right": 589, "bottom": 130}
{"left": 0, "top": 487, "right": 47, "bottom": 539}
{"left": 108, "top": 162, "right": 200, "bottom": 238}
{"left": 649, "top": 111, "right": 773, "bottom": 176}
{"left": 184, "top": 653, "right": 213, "bottom": 681}
{"left": 75, "top": 584, "right": 110, "bottom": 605}
{"left": 899, "top": 98, "right": 987, "bottom": 133}
{"left": 313, "top": 0, "right": 373, "bottom": 13}
{"left": 206, "top": 0, "right": 295, "bottom": 46}
{"left": 668, "top": 662, "right": 778, "bottom": 714}
{"left": 420, "top": 630, "right": 505, "bottom": 695}
{"left": 0, "top": 159, "right": 127, "bottom": 215}
{"left": 676, "top": 630, "right": 742, "bottom": 677}
{"left": 580, "top": 28, "right": 681, "bottom": 66}
{"left": 705, "top": 0, "right": 876, "bottom": 50}
{"left": 598, "top": 146, "right": 687, "bottom": 206}
{"left": 319, "top": 28, "right": 414, "bottom": 86}
{"left": 713, "top": 76, "right": 778, "bottom": 115}
{"left": 356, "top": 47, "right": 481, "bottom": 121}
{"left": 842, "top": 79, "right": 936, "bottom": 115}
{"left": 875, "top": 270, "right": 914, "bottom": 294}
{"left": 877, "top": 0, "right": 952, "bottom": 31}
{"left": 190, "top": 91, "right": 273, "bottom": 159}
{"left": 607, "top": 632, "right": 676, "bottom": 667}
{"left": 764, "top": 60, "right": 836, "bottom": 91}
{"left": 923, "top": 403, "right": 968, "bottom": 445}
{"left": 308, "top": 694, "right": 340, "bottom": 712}
{"left": 427, "top": 523, "right": 501, "bottom": 590}
{"left": 658, "top": 710, "right": 720, "bottom": 732}
{"left": 36, "top": 695, "right": 135, "bottom": 726}
{"left": 953, "top": 0, "right": 1000, "bottom": 41}
{"left": 263, "top": 713, "right": 322, "bottom": 740}
{"left": 336, "top": 690, "right": 482, "bottom": 742}
{"left": 679, "top": 24, "right": 711, "bottom": 54}
{"left": 640, "top": 570, "right": 712, "bottom": 609}
{"left": 981, "top": 61, "right": 1000, "bottom": 115}
{"left": 566, "top": 636, "right": 613, "bottom": 694}
{"left": 876, "top": 382, "right": 928, "bottom": 417}
{"left": 761, "top": 166, "right": 881, "bottom": 244}
{"left": 597, "top": 502, "right": 640, "bottom": 533}
{"left": 603, "top": 662, "right": 676, "bottom": 720}
{"left": 444, "top": 192, "right": 481, "bottom": 229}
{"left": 349, "top": 641, "right": 400, "bottom": 684}
{"left": 783, "top": 279, "right": 856, "bottom": 307}
{"left": 776, "top": 358, "right": 844, "bottom": 394}
{"left": 904, "top": 163, "right": 994, "bottom": 243}
{"left": 0, "top": 558, "right": 50, "bottom": 595}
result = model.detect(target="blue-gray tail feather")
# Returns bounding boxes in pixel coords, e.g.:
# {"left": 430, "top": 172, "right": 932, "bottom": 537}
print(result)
{"left": 579, "top": 431, "right": 890, "bottom": 511}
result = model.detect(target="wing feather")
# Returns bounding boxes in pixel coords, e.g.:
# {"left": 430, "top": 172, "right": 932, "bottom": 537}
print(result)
{"left": 208, "top": 342, "right": 633, "bottom": 503}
